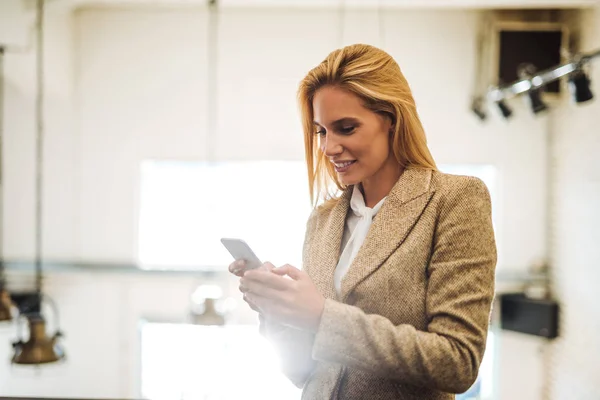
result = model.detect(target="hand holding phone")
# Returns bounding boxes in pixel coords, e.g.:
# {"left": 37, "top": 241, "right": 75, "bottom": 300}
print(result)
{"left": 221, "top": 238, "right": 263, "bottom": 273}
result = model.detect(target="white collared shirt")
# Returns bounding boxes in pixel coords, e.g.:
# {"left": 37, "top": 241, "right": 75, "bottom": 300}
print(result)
{"left": 334, "top": 185, "right": 387, "bottom": 296}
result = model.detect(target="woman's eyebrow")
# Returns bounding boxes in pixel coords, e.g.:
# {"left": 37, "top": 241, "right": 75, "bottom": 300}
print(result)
{"left": 313, "top": 117, "right": 359, "bottom": 126}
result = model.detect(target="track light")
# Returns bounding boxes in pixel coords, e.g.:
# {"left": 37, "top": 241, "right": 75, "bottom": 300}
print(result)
{"left": 527, "top": 87, "right": 548, "bottom": 114}
{"left": 496, "top": 99, "right": 512, "bottom": 119}
{"left": 471, "top": 97, "right": 487, "bottom": 121}
{"left": 569, "top": 69, "right": 594, "bottom": 103}
{"left": 517, "top": 64, "right": 548, "bottom": 115}
{"left": 482, "top": 48, "right": 598, "bottom": 120}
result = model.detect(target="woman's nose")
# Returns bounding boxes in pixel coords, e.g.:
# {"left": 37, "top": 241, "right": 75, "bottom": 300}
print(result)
{"left": 322, "top": 136, "right": 343, "bottom": 157}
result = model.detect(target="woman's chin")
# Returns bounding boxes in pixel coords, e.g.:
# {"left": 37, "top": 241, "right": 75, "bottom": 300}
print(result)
{"left": 338, "top": 173, "right": 361, "bottom": 187}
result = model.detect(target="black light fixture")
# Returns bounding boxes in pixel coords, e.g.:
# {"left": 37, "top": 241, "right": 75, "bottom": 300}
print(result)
{"left": 518, "top": 63, "right": 548, "bottom": 115}
{"left": 12, "top": 0, "right": 66, "bottom": 365}
{"left": 496, "top": 99, "right": 512, "bottom": 119}
{"left": 484, "top": 48, "right": 599, "bottom": 119}
{"left": 471, "top": 96, "right": 487, "bottom": 121}
{"left": 527, "top": 87, "right": 548, "bottom": 114}
{"left": 568, "top": 68, "right": 594, "bottom": 103}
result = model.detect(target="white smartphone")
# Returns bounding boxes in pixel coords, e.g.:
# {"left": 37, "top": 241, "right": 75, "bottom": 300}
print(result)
{"left": 220, "top": 238, "right": 263, "bottom": 270}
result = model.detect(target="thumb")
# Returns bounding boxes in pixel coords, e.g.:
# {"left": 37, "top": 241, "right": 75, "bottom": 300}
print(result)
{"left": 272, "top": 264, "right": 303, "bottom": 280}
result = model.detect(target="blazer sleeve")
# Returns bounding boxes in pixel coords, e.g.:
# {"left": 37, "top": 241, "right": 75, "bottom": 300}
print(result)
{"left": 310, "top": 177, "right": 497, "bottom": 394}
{"left": 257, "top": 209, "right": 320, "bottom": 388}
{"left": 258, "top": 315, "right": 317, "bottom": 388}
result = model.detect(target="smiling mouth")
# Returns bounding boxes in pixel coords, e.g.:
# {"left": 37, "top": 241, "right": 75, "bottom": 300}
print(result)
{"left": 333, "top": 160, "right": 356, "bottom": 173}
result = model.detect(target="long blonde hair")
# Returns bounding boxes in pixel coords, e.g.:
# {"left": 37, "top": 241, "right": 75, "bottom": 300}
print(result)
{"left": 298, "top": 44, "right": 437, "bottom": 207}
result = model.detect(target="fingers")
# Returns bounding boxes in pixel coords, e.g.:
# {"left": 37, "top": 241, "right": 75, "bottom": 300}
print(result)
{"left": 243, "top": 293, "right": 260, "bottom": 312}
{"left": 255, "top": 262, "right": 275, "bottom": 273}
{"left": 240, "top": 277, "right": 285, "bottom": 300}
{"left": 244, "top": 292, "right": 274, "bottom": 314}
{"left": 230, "top": 260, "right": 276, "bottom": 277}
{"left": 237, "top": 262, "right": 275, "bottom": 295}
{"left": 228, "top": 259, "right": 247, "bottom": 277}
{"left": 243, "top": 268, "right": 292, "bottom": 291}
{"left": 272, "top": 264, "right": 303, "bottom": 280}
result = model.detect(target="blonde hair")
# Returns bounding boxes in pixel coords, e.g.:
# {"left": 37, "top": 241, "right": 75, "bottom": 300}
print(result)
{"left": 298, "top": 44, "right": 437, "bottom": 207}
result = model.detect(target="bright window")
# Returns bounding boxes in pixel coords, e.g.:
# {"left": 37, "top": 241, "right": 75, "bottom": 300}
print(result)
{"left": 137, "top": 160, "right": 312, "bottom": 270}
{"left": 140, "top": 322, "right": 301, "bottom": 400}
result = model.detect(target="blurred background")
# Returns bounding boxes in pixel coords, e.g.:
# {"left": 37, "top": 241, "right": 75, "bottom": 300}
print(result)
{"left": 0, "top": 0, "right": 598, "bottom": 399}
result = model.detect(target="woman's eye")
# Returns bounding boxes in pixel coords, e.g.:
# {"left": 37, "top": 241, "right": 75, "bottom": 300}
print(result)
{"left": 315, "top": 129, "right": 326, "bottom": 136}
{"left": 340, "top": 126, "right": 355, "bottom": 134}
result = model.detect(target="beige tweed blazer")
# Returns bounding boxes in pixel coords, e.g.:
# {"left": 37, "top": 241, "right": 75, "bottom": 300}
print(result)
{"left": 260, "top": 167, "right": 497, "bottom": 400}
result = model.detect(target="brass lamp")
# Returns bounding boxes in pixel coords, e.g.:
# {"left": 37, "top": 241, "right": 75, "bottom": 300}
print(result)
{"left": 0, "top": 287, "right": 13, "bottom": 322}
{"left": 12, "top": 314, "right": 64, "bottom": 365}
{"left": 0, "top": 35, "right": 13, "bottom": 323}
{"left": 0, "top": 261, "right": 12, "bottom": 322}
{"left": 11, "top": 0, "right": 66, "bottom": 366}
{"left": 190, "top": 284, "right": 226, "bottom": 326}
{"left": 191, "top": 298, "right": 226, "bottom": 326}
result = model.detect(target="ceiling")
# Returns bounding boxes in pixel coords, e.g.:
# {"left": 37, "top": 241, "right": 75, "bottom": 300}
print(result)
{"left": 45, "top": 0, "right": 599, "bottom": 9}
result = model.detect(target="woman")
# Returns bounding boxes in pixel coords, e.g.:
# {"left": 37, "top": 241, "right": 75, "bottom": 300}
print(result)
{"left": 229, "top": 44, "right": 496, "bottom": 400}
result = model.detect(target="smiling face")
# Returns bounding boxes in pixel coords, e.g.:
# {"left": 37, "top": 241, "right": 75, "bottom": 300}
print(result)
{"left": 313, "top": 85, "right": 397, "bottom": 187}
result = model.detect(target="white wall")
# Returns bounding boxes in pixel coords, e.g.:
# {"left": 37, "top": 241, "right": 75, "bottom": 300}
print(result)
{"left": 0, "top": 3, "right": 561, "bottom": 399}
{"left": 546, "top": 4, "right": 600, "bottom": 400}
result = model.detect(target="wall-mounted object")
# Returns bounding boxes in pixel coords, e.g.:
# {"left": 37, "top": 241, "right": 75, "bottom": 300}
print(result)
{"left": 500, "top": 293, "right": 559, "bottom": 339}
{"left": 471, "top": 10, "right": 597, "bottom": 120}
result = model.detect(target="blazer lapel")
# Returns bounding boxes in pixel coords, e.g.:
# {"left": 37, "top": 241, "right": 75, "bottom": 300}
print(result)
{"left": 309, "top": 188, "right": 352, "bottom": 300}
{"left": 339, "top": 168, "right": 435, "bottom": 302}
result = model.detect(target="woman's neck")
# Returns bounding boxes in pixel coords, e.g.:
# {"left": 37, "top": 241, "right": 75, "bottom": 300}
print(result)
{"left": 360, "top": 161, "right": 403, "bottom": 208}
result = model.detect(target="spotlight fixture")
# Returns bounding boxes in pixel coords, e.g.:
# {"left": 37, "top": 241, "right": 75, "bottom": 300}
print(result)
{"left": 496, "top": 99, "right": 512, "bottom": 119}
{"left": 471, "top": 97, "right": 487, "bottom": 121}
{"left": 517, "top": 63, "right": 548, "bottom": 115}
{"left": 527, "top": 87, "right": 548, "bottom": 114}
{"left": 568, "top": 69, "right": 594, "bottom": 103}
